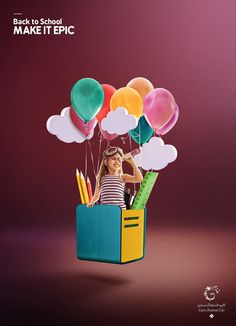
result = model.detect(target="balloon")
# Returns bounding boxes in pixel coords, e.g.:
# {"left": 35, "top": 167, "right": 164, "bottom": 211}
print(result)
{"left": 98, "top": 122, "right": 118, "bottom": 141}
{"left": 96, "top": 84, "right": 116, "bottom": 122}
{"left": 158, "top": 105, "right": 179, "bottom": 136}
{"left": 129, "top": 116, "right": 154, "bottom": 145}
{"left": 70, "top": 106, "right": 97, "bottom": 136}
{"left": 127, "top": 77, "right": 154, "bottom": 99}
{"left": 110, "top": 87, "right": 143, "bottom": 118}
{"left": 70, "top": 78, "right": 104, "bottom": 122}
{"left": 144, "top": 88, "right": 176, "bottom": 132}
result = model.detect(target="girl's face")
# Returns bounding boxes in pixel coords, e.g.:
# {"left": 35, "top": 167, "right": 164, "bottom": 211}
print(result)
{"left": 105, "top": 153, "right": 123, "bottom": 173}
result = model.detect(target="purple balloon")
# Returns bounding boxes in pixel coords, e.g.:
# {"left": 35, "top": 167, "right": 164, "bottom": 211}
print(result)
{"left": 157, "top": 105, "right": 179, "bottom": 136}
{"left": 70, "top": 106, "right": 97, "bottom": 136}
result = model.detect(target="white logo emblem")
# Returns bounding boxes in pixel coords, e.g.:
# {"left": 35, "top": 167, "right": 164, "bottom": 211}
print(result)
{"left": 204, "top": 286, "right": 220, "bottom": 301}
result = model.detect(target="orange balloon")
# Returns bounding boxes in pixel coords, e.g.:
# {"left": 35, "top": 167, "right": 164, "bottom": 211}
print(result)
{"left": 127, "top": 77, "right": 154, "bottom": 99}
{"left": 110, "top": 87, "right": 143, "bottom": 118}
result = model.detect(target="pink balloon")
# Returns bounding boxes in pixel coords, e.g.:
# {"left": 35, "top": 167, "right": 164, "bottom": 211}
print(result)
{"left": 157, "top": 105, "right": 179, "bottom": 136}
{"left": 70, "top": 106, "right": 97, "bottom": 136}
{"left": 98, "top": 122, "right": 118, "bottom": 141}
{"left": 144, "top": 88, "right": 176, "bottom": 132}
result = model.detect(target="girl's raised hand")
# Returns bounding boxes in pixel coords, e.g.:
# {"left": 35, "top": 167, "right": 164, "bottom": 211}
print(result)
{"left": 124, "top": 148, "right": 140, "bottom": 162}
{"left": 124, "top": 152, "right": 133, "bottom": 161}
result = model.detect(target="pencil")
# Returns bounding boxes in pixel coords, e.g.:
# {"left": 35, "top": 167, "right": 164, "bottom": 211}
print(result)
{"left": 130, "top": 191, "right": 136, "bottom": 207}
{"left": 76, "top": 169, "right": 85, "bottom": 204}
{"left": 86, "top": 176, "right": 93, "bottom": 202}
{"left": 80, "top": 171, "right": 89, "bottom": 204}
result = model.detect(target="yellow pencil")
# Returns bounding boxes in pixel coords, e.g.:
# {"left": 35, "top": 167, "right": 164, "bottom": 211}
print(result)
{"left": 80, "top": 171, "right": 89, "bottom": 204}
{"left": 76, "top": 169, "right": 85, "bottom": 204}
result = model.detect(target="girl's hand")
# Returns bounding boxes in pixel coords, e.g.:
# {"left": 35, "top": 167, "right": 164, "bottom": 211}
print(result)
{"left": 124, "top": 153, "right": 134, "bottom": 162}
{"left": 87, "top": 184, "right": 101, "bottom": 208}
{"left": 124, "top": 153, "right": 135, "bottom": 166}
{"left": 87, "top": 202, "right": 94, "bottom": 208}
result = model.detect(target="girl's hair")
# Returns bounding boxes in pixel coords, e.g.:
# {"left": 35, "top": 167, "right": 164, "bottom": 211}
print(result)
{"left": 97, "top": 147, "right": 124, "bottom": 187}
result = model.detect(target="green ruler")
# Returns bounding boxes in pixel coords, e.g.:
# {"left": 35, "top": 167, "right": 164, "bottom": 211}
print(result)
{"left": 131, "top": 172, "right": 159, "bottom": 209}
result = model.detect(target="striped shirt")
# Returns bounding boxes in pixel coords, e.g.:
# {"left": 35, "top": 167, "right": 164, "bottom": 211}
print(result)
{"left": 100, "top": 175, "right": 126, "bottom": 209}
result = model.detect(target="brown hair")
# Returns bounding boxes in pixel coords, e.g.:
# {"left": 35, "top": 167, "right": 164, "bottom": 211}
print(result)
{"left": 97, "top": 147, "right": 124, "bottom": 187}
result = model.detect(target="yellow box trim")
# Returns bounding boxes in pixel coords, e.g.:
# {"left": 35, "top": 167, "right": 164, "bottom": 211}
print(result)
{"left": 121, "top": 209, "right": 144, "bottom": 263}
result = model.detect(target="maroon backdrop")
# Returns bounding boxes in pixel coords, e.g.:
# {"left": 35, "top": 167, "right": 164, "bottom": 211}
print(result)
{"left": 1, "top": 1, "right": 235, "bottom": 325}
{"left": 2, "top": 0, "right": 235, "bottom": 229}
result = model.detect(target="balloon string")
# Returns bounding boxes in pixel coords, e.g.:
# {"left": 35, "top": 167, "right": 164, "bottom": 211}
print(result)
{"left": 121, "top": 134, "right": 129, "bottom": 144}
{"left": 85, "top": 139, "right": 88, "bottom": 180}
{"left": 96, "top": 133, "right": 103, "bottom": 175}
{"left": 155, "top": 131, "right": 162, "bottom": 139}
{"left": 131, "top": 130, "right": 140, "bottom": 137}
{"left": 138, "top": 120, "right": 143, "bottom": 180}
{"left": 129, "top": 133, "right": 132, "bottom": 152}
{"left": 137, "top": 121, "right": 142, "bottom": 193}
{"left": 137, "top": 119, "right": 140, "bottom": 150}
{"left": 127, "top": 133, "right": 132, "bottom": 194}
{"left": 129, "top": 134, "right": 136, "bottom": 194}
{"left": 88, "top": 140, "right": 97, "bottom": 179}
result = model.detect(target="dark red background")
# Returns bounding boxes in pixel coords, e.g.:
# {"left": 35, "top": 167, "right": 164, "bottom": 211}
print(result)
{"left": 1, "top": 1, "right": 235, "bottom": 325}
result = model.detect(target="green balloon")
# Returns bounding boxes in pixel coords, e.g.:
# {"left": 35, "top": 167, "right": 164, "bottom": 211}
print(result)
{"left": 70, "top": 78, "right": 104, "bottom": 122}
{"left": 129, "top": 116, "right": 154, "bottom": 145}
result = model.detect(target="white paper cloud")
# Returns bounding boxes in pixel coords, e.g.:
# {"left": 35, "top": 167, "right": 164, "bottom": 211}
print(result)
{"left": 101, "top": 106, "right": 138, "bottom": 135}
{"left": 134, "top": 137, "right": 177, "bottom": 171}
{"left": 46, "top": 107, "right": 94, "bottom": 143}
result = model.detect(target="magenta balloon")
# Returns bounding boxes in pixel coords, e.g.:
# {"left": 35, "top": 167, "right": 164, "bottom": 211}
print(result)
{"left": 157, "top": 105, "right": 179, "bottom": 136}
{"left": 144, "top": 88, "right": 176, "bottom": 132}
{"left": 99, "top": 122, "right": 118, "bottom": 141}
{"left": 70, "top": 106, "right": 97, "bottom": 136}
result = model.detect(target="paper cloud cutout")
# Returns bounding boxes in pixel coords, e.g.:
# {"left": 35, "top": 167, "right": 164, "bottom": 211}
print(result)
{"left": 101, "top": 107, "right": 138, "bottom": 135}
{"left": 134, "top": 137, "right": 177, "bottom": 170}
{"left": 46, "top": 107, "right": 94, "bottom": 143}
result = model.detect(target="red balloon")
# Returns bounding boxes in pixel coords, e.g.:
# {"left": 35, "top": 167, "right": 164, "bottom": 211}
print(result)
{"left": 70, "top": 106, "right": 97, "bottom": 136}
{"left": 96, "top": 84, "right": 116, "bottom": 122}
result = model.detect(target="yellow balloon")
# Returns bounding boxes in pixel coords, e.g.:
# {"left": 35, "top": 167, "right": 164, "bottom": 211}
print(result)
{"left": 110, "top": 87, "right": 143, "bottom": 118}
{"left": 127, "top": 77, "right": 154, "bottom": 99}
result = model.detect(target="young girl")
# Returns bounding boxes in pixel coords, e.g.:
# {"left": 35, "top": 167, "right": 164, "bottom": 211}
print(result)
{"left": 87, "top": 146, "right": 143, "bottom": 209}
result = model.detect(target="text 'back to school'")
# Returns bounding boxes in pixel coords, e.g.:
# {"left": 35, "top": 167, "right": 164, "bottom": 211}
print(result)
{"left": 13, "top": 18, "right": 75, "bottom": 35}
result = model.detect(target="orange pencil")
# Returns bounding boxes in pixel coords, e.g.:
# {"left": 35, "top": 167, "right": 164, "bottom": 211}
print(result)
{"left": 86, "top": 176, "right": 93, "bottom": 202}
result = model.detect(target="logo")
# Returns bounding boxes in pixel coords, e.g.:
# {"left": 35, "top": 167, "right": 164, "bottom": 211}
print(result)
{"left": 204, "top": 286, "right": 220, "bottom": 301}
{"left": 197, "top": 285, "right": 226, "bottom": 318}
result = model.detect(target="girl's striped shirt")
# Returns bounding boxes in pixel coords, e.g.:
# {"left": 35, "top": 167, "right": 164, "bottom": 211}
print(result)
{"left": 100, "top": 175, "right": 126, "bottom": 209}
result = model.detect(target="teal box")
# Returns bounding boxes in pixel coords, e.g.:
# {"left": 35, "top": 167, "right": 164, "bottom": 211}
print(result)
{"left": 76, "top": 204, "right": 147, "bottom": 264}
